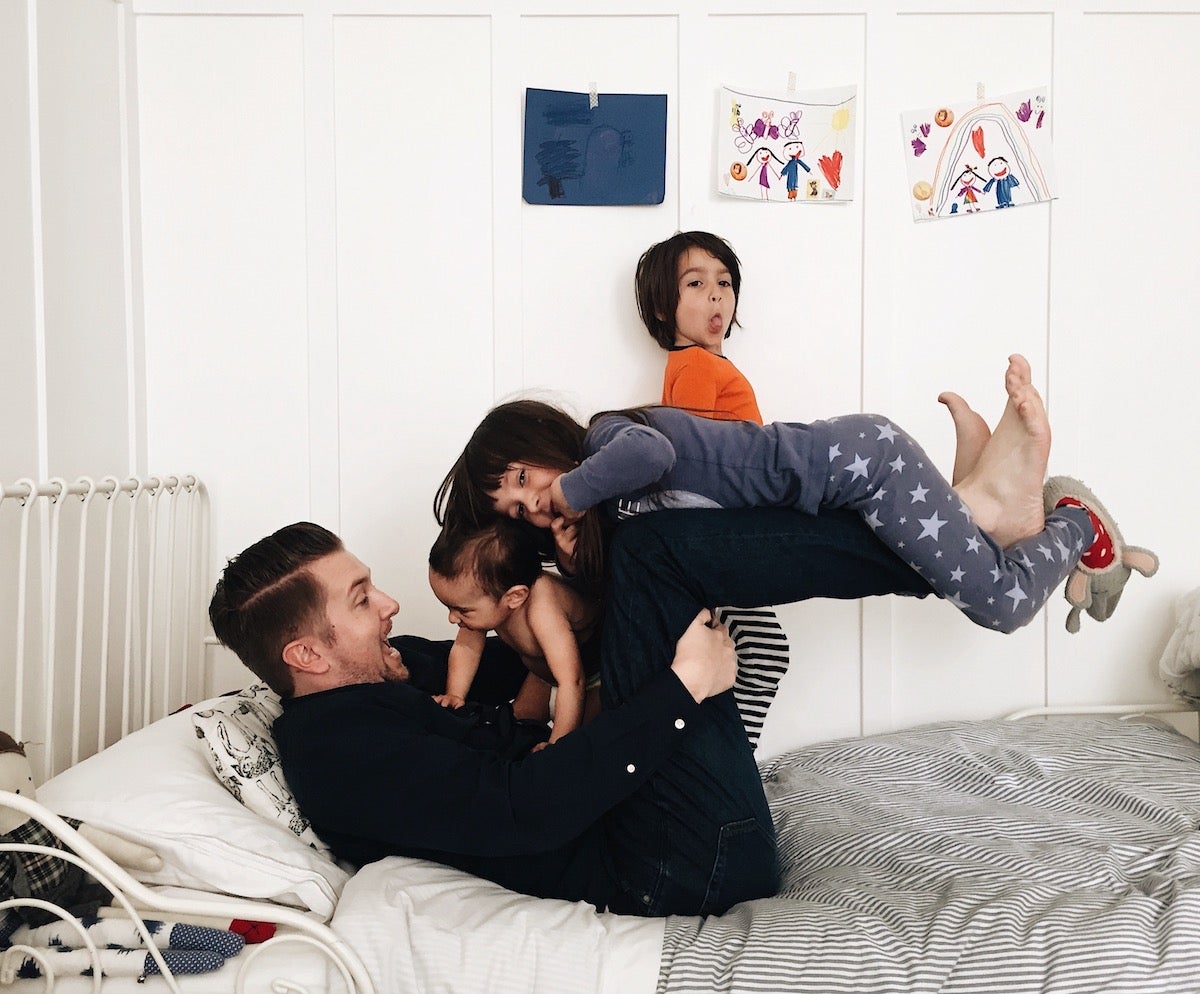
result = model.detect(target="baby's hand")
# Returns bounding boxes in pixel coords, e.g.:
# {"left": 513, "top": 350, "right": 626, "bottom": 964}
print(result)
{"left": 434, "top": 693, "right": 466, "bottom": 710}
{"left": 550, "top": 476, "right": 583, "bottom": 525}
{"left": 550, "top": 517, "right": 579, "bottom": 573}
{"left": 530, "top": 740, "right": 551, "bottom": 754}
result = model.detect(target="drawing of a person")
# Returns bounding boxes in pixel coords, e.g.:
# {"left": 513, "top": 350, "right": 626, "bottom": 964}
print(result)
{"left": 780, "top": 141, "right": 812, "bottom": 201}
{"left": 983, "top": 156, "right": 1021, "bottom": 208}
{"left": 952, "top": 165, "right": 986, "bottom": 214}
{"left": 745, "top": 147, "right": 784, "bottom": 200}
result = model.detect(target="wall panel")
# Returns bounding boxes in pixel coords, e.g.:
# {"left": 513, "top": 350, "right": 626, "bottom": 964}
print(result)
{"left": 38, "top": 0, "right": 130, "bottom": 478}
{"left": 0, "top": 1, "right": 40, "bottom": 483}
{"left": 334, "top": 14, "right": 495, "bottom": 634}
{"left": 882, "top": 10, "right": 1055, "bottom": 729}
{"left": 1047, "top": 10, "right": 1200, "bottom": 705}
{"left": 136, "top": 15, "right": 311, "bottom": 590}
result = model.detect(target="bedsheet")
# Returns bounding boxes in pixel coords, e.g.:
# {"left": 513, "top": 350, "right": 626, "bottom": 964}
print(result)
{"left": 331, "top": 855, "right": 663, "bottom": 994}
{"left": 657, "top": 715, "right": 1200, "bottom": 993}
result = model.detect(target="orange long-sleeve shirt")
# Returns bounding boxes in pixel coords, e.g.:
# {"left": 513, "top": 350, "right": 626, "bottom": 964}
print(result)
{"left": 661, "top": 345, "right": 763, "bottom": 425}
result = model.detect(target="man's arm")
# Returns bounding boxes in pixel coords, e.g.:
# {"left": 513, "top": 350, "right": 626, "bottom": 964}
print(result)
{"left": 279, "top": 612, "right": 728, "bottom": 860}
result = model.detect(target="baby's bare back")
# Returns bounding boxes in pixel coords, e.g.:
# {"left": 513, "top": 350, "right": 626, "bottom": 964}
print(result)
{"left": 496, "top": 573, "right": 600, "bottom": 685}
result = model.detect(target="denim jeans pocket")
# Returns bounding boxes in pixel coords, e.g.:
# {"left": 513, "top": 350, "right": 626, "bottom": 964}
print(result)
{"left": 700, "top": 816, "right": 777, "bottom": 916}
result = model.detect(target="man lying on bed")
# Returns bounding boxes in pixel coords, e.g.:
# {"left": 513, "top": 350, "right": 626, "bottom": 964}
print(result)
{"left": 208, "top": 510, "right": 928, "bottom": 916}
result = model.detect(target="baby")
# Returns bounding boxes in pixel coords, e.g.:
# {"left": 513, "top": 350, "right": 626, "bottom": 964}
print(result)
{"left": 428, "top": 518, "right": 602, "bottom": 747}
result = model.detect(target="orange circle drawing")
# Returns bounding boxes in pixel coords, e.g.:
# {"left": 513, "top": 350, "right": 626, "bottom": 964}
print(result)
{"left": 912, "top": 180, "right": 932, "bottom": 201}
{"left": 934, "top": 107, "right": 954, "bottom": 127}
{"left": 730, "top": 161, "right": 747, "bottom": 181}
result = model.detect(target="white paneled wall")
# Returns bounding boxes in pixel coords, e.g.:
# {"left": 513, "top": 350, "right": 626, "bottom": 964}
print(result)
{"left": 9, "top": 1, "right": 1199, "bottom": 758}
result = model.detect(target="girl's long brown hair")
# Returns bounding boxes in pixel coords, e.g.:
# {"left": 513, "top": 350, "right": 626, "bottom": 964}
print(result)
{"left": 434, "top": 399, "right": 612, "bottom": 591}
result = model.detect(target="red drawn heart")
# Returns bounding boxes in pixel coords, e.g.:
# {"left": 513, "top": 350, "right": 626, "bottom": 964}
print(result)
{"left": 818, "top": 151, "right": 843, "bottom": 190}
{"left": 971, "top": 125, "right": 985, "bottom": 159}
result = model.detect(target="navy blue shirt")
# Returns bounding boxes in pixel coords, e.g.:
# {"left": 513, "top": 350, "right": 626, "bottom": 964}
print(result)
{"left": 274, "top": 669, "right": 699, "bottom": 910}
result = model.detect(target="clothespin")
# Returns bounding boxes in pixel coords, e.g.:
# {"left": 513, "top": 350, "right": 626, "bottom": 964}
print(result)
{"left": 976, "top": 81, "right": 985, "bottom": 101}
{"left": 589, "top": 82, "right": 598, "bottom": 110}
{"left": 787, "top": 71, "right": 797, "bottom": 95}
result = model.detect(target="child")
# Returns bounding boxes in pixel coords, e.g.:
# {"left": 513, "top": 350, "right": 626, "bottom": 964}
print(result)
{"left": 436, "top": 354, "right": 1145, "bottom": 635}
{"left": 636, "top": 230, "right": 762, "bottom": 423}
{"left": 637, "top": 229, "right": 782, "bottom": 746}
{"left": 428, "top": 518, "right": 602, "bottom": 747}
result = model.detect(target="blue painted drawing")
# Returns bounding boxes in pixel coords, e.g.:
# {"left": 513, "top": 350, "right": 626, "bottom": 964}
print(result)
{"left": 522, "top": 88, "right": 667, "bottom": 206}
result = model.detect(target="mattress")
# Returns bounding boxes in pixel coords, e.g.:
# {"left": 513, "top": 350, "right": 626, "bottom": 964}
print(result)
{"left": 656, "top": 715, "right": 1200, "bottom": 993}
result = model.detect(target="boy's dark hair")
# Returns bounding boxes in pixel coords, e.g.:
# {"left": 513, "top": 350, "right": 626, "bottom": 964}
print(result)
{"left": 208, "top": 521, "right": 342, "bottom": 698}
{"left": 429, "top": 519, "right": 543, "bottom": 600}
{"left": 635, "top": 230, "right": 742, "bottom": 349}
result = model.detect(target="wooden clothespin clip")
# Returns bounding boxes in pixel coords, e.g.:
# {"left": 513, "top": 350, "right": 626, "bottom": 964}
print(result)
{"left": 589, "top": 82, "right": 598, "bottom": 110}
{"left": 787, "top": 71, "right": 797, "bottom": 95}
{"left": 976, "top": 81, "right": 986, "bottom": 101}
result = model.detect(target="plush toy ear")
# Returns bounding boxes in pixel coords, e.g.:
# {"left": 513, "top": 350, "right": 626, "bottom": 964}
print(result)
{"left": 1123, "top": 546, "right": 1160, "bottom": 578}
{"left": 1065, "top": 569, "right": 1092, "bottom": 610}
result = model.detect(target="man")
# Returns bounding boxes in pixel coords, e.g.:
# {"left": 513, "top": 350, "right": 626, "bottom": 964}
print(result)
{"left": 209, "top": 506, "right": 929, "bottom": 916}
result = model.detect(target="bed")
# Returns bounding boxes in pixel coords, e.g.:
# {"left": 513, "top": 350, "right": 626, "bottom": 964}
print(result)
{"left": 5, "top": 474, "right": 1200, "bottom": 994}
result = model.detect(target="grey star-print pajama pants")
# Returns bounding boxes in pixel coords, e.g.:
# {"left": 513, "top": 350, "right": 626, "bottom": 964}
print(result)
{"left": 817, "top": 413, "right": 1094, "bottom": 632}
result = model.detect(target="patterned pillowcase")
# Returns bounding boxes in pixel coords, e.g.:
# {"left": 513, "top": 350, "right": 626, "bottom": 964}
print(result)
{"left": 191, "top": 684, "right": 330, "bottom": 854}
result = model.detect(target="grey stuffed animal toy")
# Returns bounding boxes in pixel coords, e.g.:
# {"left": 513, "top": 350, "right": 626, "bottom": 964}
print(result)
{"left": 1043, "top": 476, "right": 1159, "bottom": 633}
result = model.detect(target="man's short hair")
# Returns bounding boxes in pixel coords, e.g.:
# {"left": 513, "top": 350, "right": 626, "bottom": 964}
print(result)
{"left": 208, "top": 522, "right": 343, "bottom": 698}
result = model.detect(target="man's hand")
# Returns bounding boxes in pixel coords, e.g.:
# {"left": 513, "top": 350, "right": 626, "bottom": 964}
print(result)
{"left": 434, "top": 693, "right": 466, "bottom": 710}
{"left": 669, "top": 610, "right": 735, "bottom": 704}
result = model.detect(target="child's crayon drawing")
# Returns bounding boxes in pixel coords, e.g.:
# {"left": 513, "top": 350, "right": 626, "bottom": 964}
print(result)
{"left": 901, "top": 86, "right": 1056, "bottom": 221}
{"left": 522, "top": 88, "right": 667, "bottom": 206}
{"left": 717, "top": 84, "right": 856, "bottom": 203}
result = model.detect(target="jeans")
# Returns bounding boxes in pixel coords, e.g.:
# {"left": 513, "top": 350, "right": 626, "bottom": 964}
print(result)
{"left": 599, "top": 506, "right": 932, "bottom": 916}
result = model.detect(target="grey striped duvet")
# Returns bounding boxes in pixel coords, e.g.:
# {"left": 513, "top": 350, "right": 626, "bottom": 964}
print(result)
{"left": 658, "top": 715, "right": 1200, "bottom": 993}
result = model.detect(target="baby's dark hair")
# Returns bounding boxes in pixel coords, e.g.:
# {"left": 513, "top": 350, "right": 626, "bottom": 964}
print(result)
{"left": 208, "top": 521, "right": 342, "bottom": 698}
{"left": 429, "top": 519, "right": 544, "bottom": 600}
{"left": 636, "top": 231, "right": 742, "bottom": 349}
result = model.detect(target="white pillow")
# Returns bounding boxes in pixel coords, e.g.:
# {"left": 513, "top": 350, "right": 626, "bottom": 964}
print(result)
{"left": 191, "top": 684, "right": 331, "bottom": 855}
{"left": 37, "top": 700, "right": 350, "bottom": 921}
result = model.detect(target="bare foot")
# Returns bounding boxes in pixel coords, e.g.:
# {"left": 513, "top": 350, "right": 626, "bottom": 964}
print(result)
{"left": 938, "top": 390, "right": 991, "bottom": 485}
{"left": 954, "top": 354, "right": 1050, "bottom": 547}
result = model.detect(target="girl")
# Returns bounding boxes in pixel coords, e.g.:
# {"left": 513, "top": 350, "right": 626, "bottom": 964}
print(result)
{"left": 436, "top": 355, "right": 1133, "bottom": 635}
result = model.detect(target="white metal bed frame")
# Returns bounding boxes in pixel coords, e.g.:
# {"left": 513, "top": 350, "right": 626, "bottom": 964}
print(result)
{"left": 0, "top": 474, "right": 375, "bottom": 994}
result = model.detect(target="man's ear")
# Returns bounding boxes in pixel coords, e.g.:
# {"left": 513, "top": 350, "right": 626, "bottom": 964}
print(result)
{"left": 502, "top": 585, "right": 531, "bottom": 609}
{"left": 282, "top": 638, "right": 328, "bottom": 675}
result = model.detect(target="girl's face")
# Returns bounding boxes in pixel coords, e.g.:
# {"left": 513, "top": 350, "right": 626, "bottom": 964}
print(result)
{"left": 489, "top": 463, "right": 561, "bottom": 528}
{"left": 673, "top": 247, "right": 734, "bottom": 353}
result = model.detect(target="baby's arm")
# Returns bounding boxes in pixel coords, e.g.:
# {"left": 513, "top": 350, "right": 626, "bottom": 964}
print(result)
{"left": 435, "top": 627, "right": 487, "bottom": 709}
{"left": 526, "top": 584, "right": 587, "bottom": 745}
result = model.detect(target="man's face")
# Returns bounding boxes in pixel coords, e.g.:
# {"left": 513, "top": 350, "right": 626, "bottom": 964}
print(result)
{"left": 307, "top": 550, "right": 408, "bottom": 685}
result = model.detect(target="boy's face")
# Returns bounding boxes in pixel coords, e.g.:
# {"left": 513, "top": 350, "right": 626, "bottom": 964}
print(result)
{"left": 673, "top": 247, "right": 735, "bottom": 354}
{"left": 428, "top": 567, "right": 513, "bottom": 633}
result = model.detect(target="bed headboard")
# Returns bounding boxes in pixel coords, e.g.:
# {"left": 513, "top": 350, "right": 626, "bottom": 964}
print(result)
{"left": 1, "top": 474, "right": 209, "bottom": 782}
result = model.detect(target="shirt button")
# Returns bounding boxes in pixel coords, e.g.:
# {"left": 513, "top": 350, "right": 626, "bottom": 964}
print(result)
{"left": 626, "top": 763, "right": 636, "bottom": 774}
{"left": 674, "top": 718, "right": 686, "bottom": 730}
